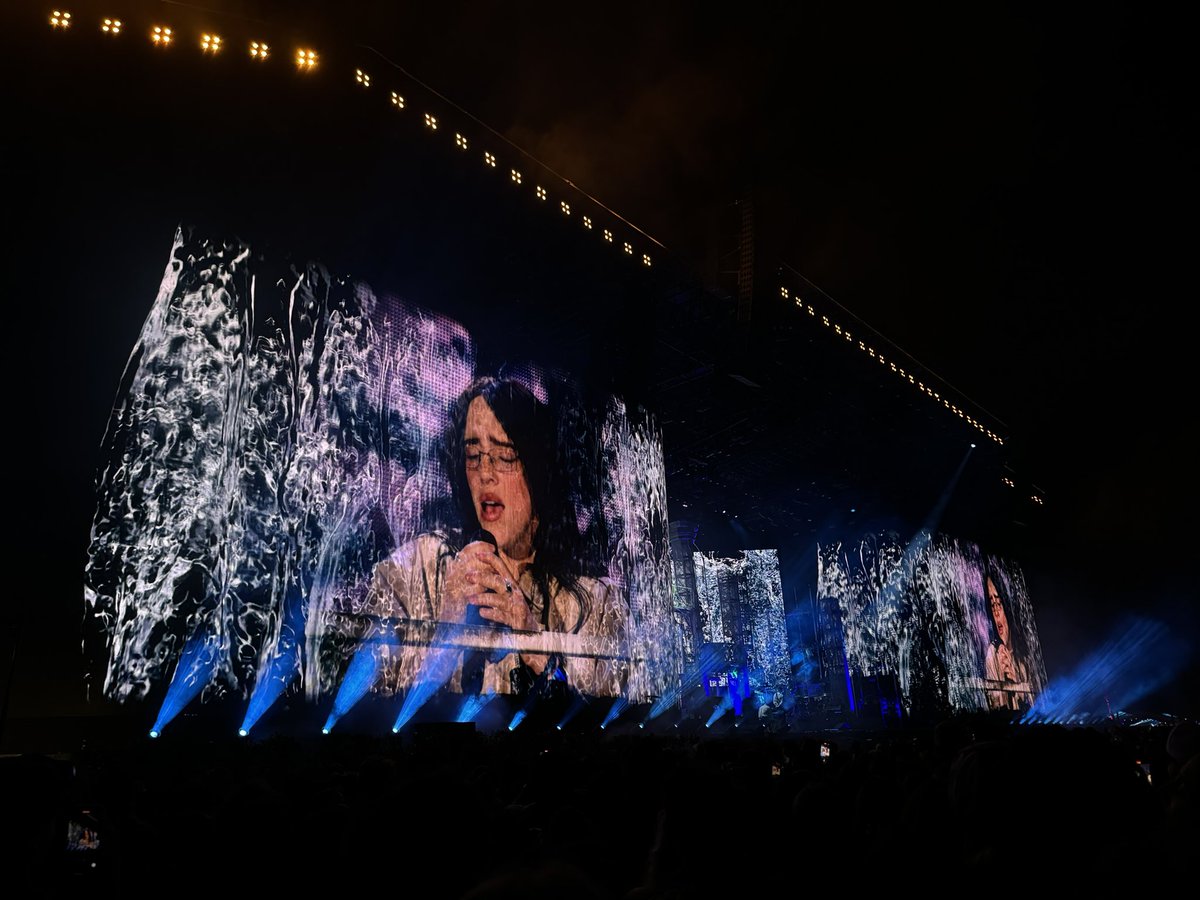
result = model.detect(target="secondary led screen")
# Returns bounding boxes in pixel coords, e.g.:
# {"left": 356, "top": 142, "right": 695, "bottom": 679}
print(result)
{"left": 690, "top": 549, "right": 789, "bottom": 695}
{"left": 817, "top": 531, "right": 1045, "bottom": 714}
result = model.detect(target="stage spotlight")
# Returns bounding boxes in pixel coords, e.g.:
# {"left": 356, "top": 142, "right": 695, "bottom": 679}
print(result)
{"left": 970, "top": 443, "right": 976, "bottom": 448}
{"left": 560, "top": 201, "right": 570, "bottom": 215}
{"left": 250, "top": 41, "right": 269, "bottom": 60}
{"left": 101, "top": 18, "right": 121, "bottom": 35}
{"left": 200, "top": 33, "right": 222, "bottom": 53}
{"left": 424, "top": 112, "right": 437, "bottom": 129}
{"left": 603, "top": 229, "right": 613, "bottom": 243}
{"left": 238, "top": 728, "right": 248, "bottom": 737}
{"left": 484, "top": 151, "right": 496, "bottom": 167}
{"left": 638, "top": 723, "right": 644, "bottom": 729}
{"left": 355, "top": 68, "right": 371, "bottom": 87}
{"left": 390, "top": 91, "right": 404, "bottom": 108}
{"left": 148, "top": 730, "right": 159, "bottom": 739}
{"left": 556, "top": 725, "right": 563, "bottom": 731}
{"left": 510, "top": 169, "right": 522, "bottom": 184}
{"left": 391, "top": 726, "right": 399, "bottom": 734}
{"left": 536, "top": 186, "right": 547, "bottom": 200}
{"left": 508, "top": 709, "right": 527, "bottom": 731}
{"left": 583, "top": 216, "right": 592, "bottom": 229}
{"left": 50, "top": 11, "right": 72, "bottom": 29}
{"left": 151, "top": 26, "right": 172, "bottom": 45}
{"left": 623, "top": 242, "right": 633, "bottom": 254}
{"left": 642, "top": 254, "right": 652, "bottom": 267}
{"left": 296, "top": 48, "right": 317, "bottom": 69}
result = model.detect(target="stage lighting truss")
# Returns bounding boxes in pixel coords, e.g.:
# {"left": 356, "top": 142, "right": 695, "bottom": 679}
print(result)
{"left": 57, "top": 11, "right": 660, "bottom": 295}
{"left": 779, "top": 280, "right": 1004, "bottom": 445}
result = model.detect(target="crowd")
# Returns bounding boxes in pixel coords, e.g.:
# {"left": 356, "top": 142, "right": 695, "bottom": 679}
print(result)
{"left": 4, "top": 712, "right": 1196, "bottom": 897}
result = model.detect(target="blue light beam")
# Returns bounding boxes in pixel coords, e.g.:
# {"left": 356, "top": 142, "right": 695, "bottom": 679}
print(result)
{"left": 601, "top": 696, "right": 629, "bottom": 729}
{"left": 239, "top": 585, "right": 305, "bottom": 736}
{"left": 150, "top": 631, "right": 223, "bottom": 737}
{"left": 324, "top": 641, "right": 383, "bottom": 733}
{"left": 1025, "top": 616, "right": 1191, "bottom": 723}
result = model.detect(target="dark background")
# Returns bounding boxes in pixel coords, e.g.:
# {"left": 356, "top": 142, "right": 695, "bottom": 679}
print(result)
{"left": 2, "top": 1, "right": 1194, "bottom": 733}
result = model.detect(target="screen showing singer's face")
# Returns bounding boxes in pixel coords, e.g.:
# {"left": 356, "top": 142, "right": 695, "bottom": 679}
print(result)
{"left": 465, "top": 396, "right": 536, "bottom": 559}
{"left": 84, "top": 255, "right": 681, "bottom": 705}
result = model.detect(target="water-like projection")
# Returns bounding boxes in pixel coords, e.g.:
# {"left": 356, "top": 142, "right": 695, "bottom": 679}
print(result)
{"left": 691, "top": 550, "right": 789, "bottom": 695}
{"left": 817, "top": 531, "right": 1046, "bottom": 715}
{"left": 83, "top": 227, "right": 680, "bottom": 726}
{"left": 85, "top": 229, "right": 388, "bottom": 705}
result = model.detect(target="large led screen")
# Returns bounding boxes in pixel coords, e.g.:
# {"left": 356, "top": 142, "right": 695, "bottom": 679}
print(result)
{"left": 82, "top": 229, "right": 679, "bottom": 714}
{"left": 817, "top": 531, "right": 1045, "bottom": 714}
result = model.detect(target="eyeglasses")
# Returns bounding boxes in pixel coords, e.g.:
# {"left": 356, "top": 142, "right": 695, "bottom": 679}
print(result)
{"left": 465, "top": 449, "right": 521, "bottom": 474}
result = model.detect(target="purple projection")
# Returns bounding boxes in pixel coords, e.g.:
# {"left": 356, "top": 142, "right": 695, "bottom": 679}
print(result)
{"left": 817, "top": 532, "right": 1045, "bottom": 715}
{"left": 83, "top": 229, "right": 679, "bottom": 720}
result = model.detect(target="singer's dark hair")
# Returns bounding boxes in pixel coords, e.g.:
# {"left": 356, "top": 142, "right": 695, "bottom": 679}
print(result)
{"left": 441, "top": 375, "right": 589, "bottom": 631}
{"left": 983, "top": 562, "right": 1027, "bottom": 662}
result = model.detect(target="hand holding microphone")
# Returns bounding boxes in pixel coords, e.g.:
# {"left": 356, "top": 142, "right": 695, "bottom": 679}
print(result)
{"left": 459, "top": 528, "right": 538, "bottom": 633}
{"left": 454, "top": 529, "right": 540, "bottom": 693}
{"left": 457, "top": 528, "right": 499, "bottom": 694}
{"left": 462, "top": 528, "right": 499, "bottom": 628}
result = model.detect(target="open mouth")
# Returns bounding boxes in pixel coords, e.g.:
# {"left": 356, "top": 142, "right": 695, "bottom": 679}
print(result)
{"left": 479, "top": 499, "right": 504, "bottom": 522}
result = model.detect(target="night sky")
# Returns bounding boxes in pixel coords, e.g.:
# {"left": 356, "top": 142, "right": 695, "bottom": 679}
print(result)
{"left": 3, "top": 1, "right": 1194, "bottom": 721}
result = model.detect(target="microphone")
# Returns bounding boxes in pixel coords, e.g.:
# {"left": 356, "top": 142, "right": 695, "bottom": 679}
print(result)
{"left": 461, "top": 528, "right": 498, "bottom": 694}
{"left": 463, "top": 527, "right": 498, "bottom": 622}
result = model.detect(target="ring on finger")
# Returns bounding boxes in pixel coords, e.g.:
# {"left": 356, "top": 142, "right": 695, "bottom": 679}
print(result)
{"left": 504, "top": 578, "right": 513, "bottom": 593}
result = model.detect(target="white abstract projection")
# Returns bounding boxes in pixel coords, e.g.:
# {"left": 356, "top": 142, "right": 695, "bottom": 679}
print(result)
{"left": 691, "top": 550, "right": 789, "bottom": 694}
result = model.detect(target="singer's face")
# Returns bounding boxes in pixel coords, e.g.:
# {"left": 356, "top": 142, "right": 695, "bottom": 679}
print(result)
{"left": 987, "top": 577, "right": 1009, "bottom": 646}
{"left": 464, "top": 396, "right": 537, "bottom": 559}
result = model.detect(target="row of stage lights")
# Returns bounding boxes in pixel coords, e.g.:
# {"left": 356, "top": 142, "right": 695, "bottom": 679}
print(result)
{"left": 779, "top": 284, "right": 1004, "bottom": 446}
{"left": 48, "top": 10, "right": 654, "bottom": 269}
{"left": 53, "top": 10, "right": 305, "bottom": 66}
{"left": 146, "top": 696, "right": 653, "bottom": 739}
{"left": 781, "top": 281, "right": 1049, "bottom": 503}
